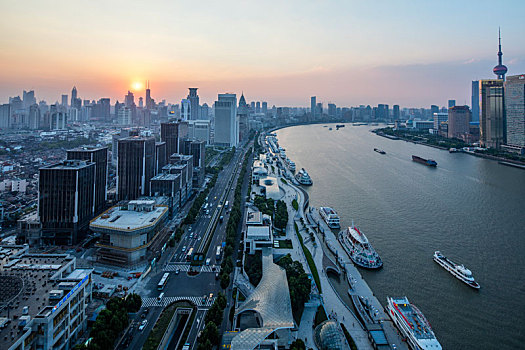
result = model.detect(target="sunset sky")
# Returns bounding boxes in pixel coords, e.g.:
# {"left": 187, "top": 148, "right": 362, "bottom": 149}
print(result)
{"left": 1, "top": 0, "right": 524, "bottom": 107}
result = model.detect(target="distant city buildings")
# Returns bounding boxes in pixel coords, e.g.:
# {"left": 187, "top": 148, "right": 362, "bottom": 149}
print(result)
{"left": 479, "top": 79, "right": 505, "bottom": 149}
{"left": 504, "top": 74, "right": 525, "bottom": 149}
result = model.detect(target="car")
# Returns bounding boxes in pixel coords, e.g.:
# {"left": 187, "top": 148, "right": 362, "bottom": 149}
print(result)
{"left": 182, "top": 246, "right": 187, "bottom": 252}
{"left": 209, "top": 293, "right": 214, "bottom": 299}
{"left": 139, "top": 320, "right": 148, "bottom": 331}
{"left": 189, "top": 233, "right": 193, "bottom": 239}
{"left": 215, "top": 272, "right": 219, "bottom": 280}
{"left": 205, "top": 258, "right": 211, "bottom": 266}
{"left": 202, "top": 295, "right": 207, "bottom": 303}
{"left": 175, "top": 268, "right": 180, "bottom": 275}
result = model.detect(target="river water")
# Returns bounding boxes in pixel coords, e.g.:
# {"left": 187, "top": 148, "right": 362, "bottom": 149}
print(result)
{"left": 276, "top": 124, "right": 525, "bottom": 350}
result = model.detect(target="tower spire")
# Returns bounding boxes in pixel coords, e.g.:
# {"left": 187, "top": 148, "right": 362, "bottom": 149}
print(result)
{"left": 493, "top": 27, "right": 508, "bottom": 80}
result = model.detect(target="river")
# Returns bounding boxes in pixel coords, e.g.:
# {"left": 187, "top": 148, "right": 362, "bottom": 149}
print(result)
{"left": 275, "top": 123, "right": 525, "bottom": 350}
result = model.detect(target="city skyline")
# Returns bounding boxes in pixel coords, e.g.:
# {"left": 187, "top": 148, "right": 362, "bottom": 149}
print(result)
{"left": 1, "top": 1, "right": 525, "bottom": 107}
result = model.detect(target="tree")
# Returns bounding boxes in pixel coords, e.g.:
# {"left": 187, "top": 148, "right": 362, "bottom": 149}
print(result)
{"left": 201, "top": 321, "right": 219, "bottom": 345}
{"left": 290, "top": 339, "right": 306, "bottom": 350}
{"left": 220, "top": 272, "right": 230, "bottom": 289}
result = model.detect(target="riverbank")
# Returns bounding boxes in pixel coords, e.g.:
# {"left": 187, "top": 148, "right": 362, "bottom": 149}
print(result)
{"left": 373, "top": 128, "right": 525, "bottom": 167}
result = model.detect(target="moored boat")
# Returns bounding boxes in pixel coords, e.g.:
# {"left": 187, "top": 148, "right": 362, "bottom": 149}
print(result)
{"left": 387, "top": 296, "right": 442, "bottom": 350}
{"left": 338, "top": 223, "right": 382, "bottom": 269}
{"left": 295, "top": 168, "right": 313, "bottom": 185}
{"left": 433, "top": 251, "right": 480, "bottom": 289}
{"left": 319, "top": 207, "right": 340, "bottom": 229}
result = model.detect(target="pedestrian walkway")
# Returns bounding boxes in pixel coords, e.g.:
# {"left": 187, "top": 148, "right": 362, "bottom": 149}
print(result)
{"left": 141, "top": 296, "right": 216, "bottom": 308}
{"left": 164, "top": 263, "right": 220, "bottom": 273}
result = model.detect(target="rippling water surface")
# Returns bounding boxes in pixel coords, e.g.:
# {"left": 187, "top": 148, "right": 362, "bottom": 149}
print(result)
{"left": 276, "top": 124, "right": 525, "bottom": 349}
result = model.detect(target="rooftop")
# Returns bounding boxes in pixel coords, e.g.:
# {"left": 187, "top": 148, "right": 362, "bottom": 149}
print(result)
{"left": 246, "top": 226, "right": 271, "bottom": 241}
{"left": 151, "top": 173, "right": 180, "bottom": 181}
{"left": 41, "top": 159, "right": 92, "bottom": 170}
{"left": 90, "top": 204, "right": 168, "bottom": 233}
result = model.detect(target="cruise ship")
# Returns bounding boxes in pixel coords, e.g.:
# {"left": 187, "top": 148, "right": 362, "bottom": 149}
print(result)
{"left": 433, "top": 251, "right": 480, "bottom": 289}
{"left": 295, "top": 168, "right": 313, "bottom": 185}
{"left": 319, "top": 207, "right": 340, "bottom": 229}
{"left": 338, "top": 223, "right": 382, "bottom": 269}
{"left": 387, "top": 296, "right": 442, "bottom": 350}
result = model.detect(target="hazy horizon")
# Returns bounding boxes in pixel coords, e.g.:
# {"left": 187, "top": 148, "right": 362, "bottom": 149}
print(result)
{"left": 1, "top": 0, "right": 525, "bottom": 108}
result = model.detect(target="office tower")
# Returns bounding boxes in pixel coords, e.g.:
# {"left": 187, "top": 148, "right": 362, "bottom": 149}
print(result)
{"left": 50, "top": 111, "right": 67, "bottom": 130}
{"left": 61, "top": 94, "right": 68, "bottom": 107}
{"left": 138, "top": 97, "right": 144, "bottom": 108}
{"left": 28, "top": 104, "right": 40, "bottom": 129}
{"left": 188, "top": 88, "right": 200, "bottom": 120}
{"left": 97, "top": 98, "right": 111, "bottom": 121}
{"left": 145, "top": 80, "right": 153, "bottom": 109}
{"left": 188, "top": 120, "right": 211, "bottom": 144}
{"left": 433, "top": 112, "right": 448, "bottom": 131}
{"left": 262, "top": 101, "right": 268, "bottom": 115}
{"left": 250, "top": 101, "right": 255, "bottom": 111}
{"left": 39, "top": 160, "right": 95, "bottom": 245}
{"left": 181, "top": 99, "right": 191, "bottom": 120}
{"left": 310, "top": 96, "right": 316, "bottom": 119}
{"left": 112, "top": 128, "right": 131, "bottom": 165}
{"left": 125, "top": 91, "right": 135, "bottom": 107}
{"left": 155, "top": 142, "right": 167, "bottom": 175}
{"left": 161, "top": 120, "right": 189, "bottom": 157}
{"left": 117, "top": 136, "right": 156, "bottom": 201}
{"left": 430, "top": 105, "right": 439, "bottom": 116}
{"left": 238, "top": 93, "right": 249, "bottom": 141}
{"left": 0, "top": 104, "right": 10, "bottom": 128}
{"left": 393, "top": 105, "right": 400, "bottom": 120}
{"left": 256, "top": 101, "right": 261, "bottom": 113}
{"left": 23, "top": 90, "right": 36, "bottom": 108}
{"left": 200, "top": 103, "right": 210, "bottom": 119}
{"left": 328, "top": 103, "right": 336, "bottom": 118}
{"left": 214, "top": 93, "right": 238, "bottom": 147}
{"left": 505, "top": 74, "right": 525, "bottom": 148}
{"left": 71, "top": 86, "right": 77, "bottom": 106}
{"left": 493, "top": 28, "right": 508, "bottom": 81}
{"left": 67, "top": 146, "right": 108, "bottom": 215}
{"left": 317, "top": 102, "right": 323, "bottom": 116}
{"left": 479, "top": 80, "right": 505, "bottom": 149}
{"left": 471, "top": 81, "right": 480, "bottom": 123}
{"left": 448, "top": 106, "right": 471, "bottom": 139}
{"left": 118, "top": 106, "right": 132, "bottom": 125}
{"left": 448, "top": 100, "right": 456, "bottom": 108}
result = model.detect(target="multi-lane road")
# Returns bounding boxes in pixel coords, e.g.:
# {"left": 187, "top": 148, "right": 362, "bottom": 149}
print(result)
{"left": 126, "top": 143, "right": 251, "bottom": 350}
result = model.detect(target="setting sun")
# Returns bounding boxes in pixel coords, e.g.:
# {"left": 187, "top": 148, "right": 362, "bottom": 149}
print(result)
{"left": 131, "top": 81, "right": 143, "bottom": 91}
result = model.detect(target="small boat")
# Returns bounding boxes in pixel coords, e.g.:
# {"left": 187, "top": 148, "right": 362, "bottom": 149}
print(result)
{"left": 412, "top": 155, "right": 437, "bottom": 167}
{"left": 373, "top": 148, "right": 386, "bottom": 154}
{"left": 449, "top": 148, "right": 459, "bottom": 153}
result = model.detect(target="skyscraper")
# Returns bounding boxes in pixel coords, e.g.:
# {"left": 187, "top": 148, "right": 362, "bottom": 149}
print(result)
{"left": 117, "top": 136, "right": 156, "bottom": 201}
{"left": 39, "top": 160, "right": 95, "bottom": 245}
{"left": 448, "top": 106, "right": 471, "bottom": 139}
{"left": 23, "top": 90, "right": 36, "bottom": 109}
{"left": 61, "top": 94, "right": 68, "bottom": 107}
{"left": 262, "top": 102, "right": 268, "bottom": 115}
{"left": 471, "top": 81, "right": 480, "bottom": 123}
{"left": 448, "top": 100, "right": 456, "bottom": 108}
{"left": 181, "top": 99, "right": 191, "bottom": 120}
{"left": 504, "top": 74, "right": 525, "bottom": 148}
{"left": 328, "top": 103, "right": 336, "bottom": 118}
{"left": 493, "top": 28, "right": 508, "bottom": 81}
{"left": 214, "top": 93, "right": 238, "bottom": 147}
{"left": 187, "top": 88, "right": 200, "bottom": 120}
{"left": 145, "top": 80, "right": 153, "bottom": 109}
{"left": 161, "top": 121, "right": 189, "bottom": 157}
{"left": 393, "top": 105, "right": 400, "bottom": 120}
{"left": 479, "top": 79, "right": 505, "bottom": 149}
{"left": 310, "top": 96, "right": 316, "bottom": 119}
{"left": 256, "top": 101, "right": 261, "bottom": 113}
{"left": 67, "top": 146, "right": 108, "bottom": 215}
{"left": 71, "top": 86, "right": 77, "bottom": 106}
{"left": 125, "top": 91, "right": 135, "bottom": 107}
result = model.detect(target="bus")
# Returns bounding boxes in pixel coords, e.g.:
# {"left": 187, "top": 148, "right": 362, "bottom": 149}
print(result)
{"left": 216, "top": 246, "right": 222, "bottom": 261}
{"left": 186, "top": 247, "right": 194, "bottom": 261}
{"left": 157, "top": 273, "right": 170, "bottom": 291}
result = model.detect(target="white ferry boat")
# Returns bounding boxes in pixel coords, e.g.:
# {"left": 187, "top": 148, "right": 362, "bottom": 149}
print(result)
{"left": 288, "top": 160, "right": 296, "bottom": 172}
{"left": 387, "top": 296, "right": 442, "bottom": 350}
{"left": 319, "top": 207, "right": 340, "bottom": 229}
{"left": 433, "top": 251, "right": 480, "bottom": 289}
{"left": 295, "top": 168, "right": 313, "bottom": 185}
{"left": 338, "top": 223, "right": 382, "bottom": 269}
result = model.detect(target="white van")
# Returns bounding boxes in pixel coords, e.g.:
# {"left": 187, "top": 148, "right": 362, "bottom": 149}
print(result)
{"left": 205, "top": 258, "right": 211, "bottom": 266}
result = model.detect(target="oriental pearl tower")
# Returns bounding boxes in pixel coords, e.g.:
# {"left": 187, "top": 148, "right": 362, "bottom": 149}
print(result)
{"left": 493, "top": 27, "right": 508, "bottom": 80}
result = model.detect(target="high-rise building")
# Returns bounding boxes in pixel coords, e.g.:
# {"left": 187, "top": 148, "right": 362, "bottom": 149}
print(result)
{"left": 28, "top": 104, "right": 40, "bottom": 130}
{"left": 238, "top": 93, "right": 249, "bottom": 142}
{"left": 200, "top": 103, "right": 209, "bottom": 119}
{"left": 479, "top": 79, "right": 505, "bottom": 149}
{"left": 188, "top": 120, "right": 211, "bottom": 144}
{"left": 118, "top": 106, "right": 132, "bottom": 125}
{"left": 393, "top": 105, "right": 400, "bottom": 120}
{"left": 155, "top": 142, "right": 167, "bottom": 175}
{"left": 256, "top": 101, "right": 261, "bottom": 113}
{"left": 145, "top": 80, "right": 153, "bottom": 109}
{"left": 125, "top": 91, "right": 135, "bottom": 107}
{"left": 67, "top": 146, "right": 108, "bottom": 215}
{"left": 448, "top": 106, "right": 471, "bottom": 139}
{"left": 50, "top": 111, "right": 67, "bottom": 130}
{"left": 448, "top": 100, "right": 456, "bottom": 108}
{"left": 471, "top": 81, "right": 480, "bottom": 123}
{"left": 317, "top": 102, "right": 323, "bottom": 116}
{"left": 71, "top": 86, "right": 78, "bottom": 106}
{"left": 181, "top": 99, "right": 191, "bottom": 120}
{"left": 433, "top": 112, "right": 448, "bottom": 132}
{"left": 493, "top": 28, "right": 508, "bottom": 81}
{"left": 214, "top": 93, "right": 238, "bottom": 147}
{"left": 430, "top": 105, "right": 439, "bottom": 116}
{"left": 23, "top": 90, "right": 36, "bottom": 108}
{"left": 39, "top": 160, "right": 95, "bottom": 245}
{"left": 138, "top": 97, "right": 144, "bottom": 108}
{"left": 262, "top": 101, "right": 268, "bottom": 115}
{"left": 188, "top": 88, "right": 200, "bottom": 120}
{"left": 504, "top": 74, "right": 525, "bottom": 148}
{"left": 328, "top": 103, "right": 337, "bottom": 118}
{"left": 0, "top": 103, "right": 10, "bottom": 128}
{"left": 61, "top": 94, "right": 68, "bottom": 107}
{"left": 161, "top": 121, "right": 189, "bottom": 157}
{"left": 117, "top": 136, "right": 156, "bottom": 201}
{"left": 310, "top": 96, "right": 316, "bottom": 119}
